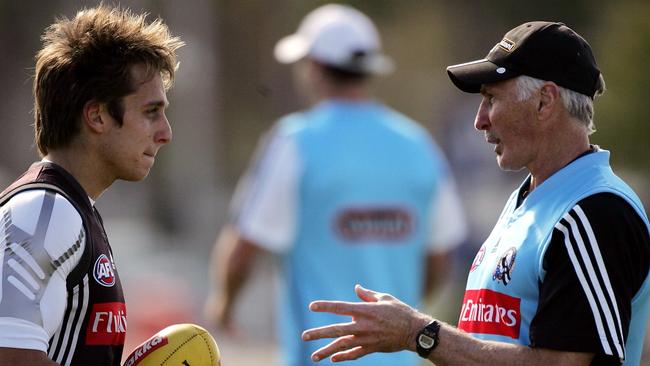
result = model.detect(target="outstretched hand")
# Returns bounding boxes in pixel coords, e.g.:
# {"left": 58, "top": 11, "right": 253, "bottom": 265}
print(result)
{"left": 301, "top": 284, "right": 433, "bottom": 363}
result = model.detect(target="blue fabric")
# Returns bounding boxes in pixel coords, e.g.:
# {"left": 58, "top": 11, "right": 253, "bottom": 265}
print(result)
{"left": 274, "top": 100, "right": 448, "bottom": 366}
{"left": 461, "top": 150, "right": 650, "bottom": 365}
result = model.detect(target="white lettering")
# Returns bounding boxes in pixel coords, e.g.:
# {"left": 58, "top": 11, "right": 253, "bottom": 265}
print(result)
{"left": 496, "top": 306, "right": 507, "bottom": 323}
{"left": 460, "top": 300, "right": 473, "bottom": 321}
{"left": 505, "top": 309, "right": 517, "bottom": 327}
{"left": 125, "top": 336, "right": 163, "bottom": 366}
{"left": 115, "top": 310, "right": 126, "bottom": 333}
{"left": 92, "top": 312, "right": 108, "bottom": 332}
{"left": 106, "top": 310, "right": 113, "bottom": 332}
{"left": 104, "top": 263, "right": 113, "bottom": 277}
{"left": 114, "top": 311, "right": 121, "bottom": 332}
{"left": 460, "top": 297, "right": 518, "bottom": 327}
{"left": 469, "top": 300, "right": 478, "bottom": 320}
{"left": 98, "top": 264, "right": 107, "bottom": 279}
{"left": 483, "top": 304, "right": 494, "bottom": 322}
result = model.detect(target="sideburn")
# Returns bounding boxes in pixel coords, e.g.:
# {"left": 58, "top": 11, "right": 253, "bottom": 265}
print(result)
{"left": 106, "top": 98, "right": 125, "bottom": 126}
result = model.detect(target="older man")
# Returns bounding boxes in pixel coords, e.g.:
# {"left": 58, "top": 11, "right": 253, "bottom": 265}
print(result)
{"left": 302, "top": 21, "right": 650, "bottom": 366}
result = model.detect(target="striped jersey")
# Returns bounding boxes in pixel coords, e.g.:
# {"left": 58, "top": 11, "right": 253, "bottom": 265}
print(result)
{"left": 459, "top": 149, "right": 650, "bottom": 365}
{"left": 232, "top": 99, "right": 467, "bottom": 366}
{"left": 0, "top": 162, "right": 125, "bottom": 365}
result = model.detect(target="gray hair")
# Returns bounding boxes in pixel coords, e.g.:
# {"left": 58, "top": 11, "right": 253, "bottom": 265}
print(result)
{"left": 515, "top": 75, "right": 606, "bottom": 135}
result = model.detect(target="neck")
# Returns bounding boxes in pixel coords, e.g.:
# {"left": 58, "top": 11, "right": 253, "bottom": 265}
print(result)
{"left": 45, "top": 144, "right": 114, "bottom": 200}
{"left": 323, "top": 85, "right": 368, "bottom": 100}
{"left": 528, "top": 120, "right": 590, "bottom": 192}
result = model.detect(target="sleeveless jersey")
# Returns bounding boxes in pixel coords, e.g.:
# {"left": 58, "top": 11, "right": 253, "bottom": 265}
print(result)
{"left": 0, "top": 162, "right": 125, "bottom": 365}
{"left": 459, "top": 150, "right": 650, "bottom": 365}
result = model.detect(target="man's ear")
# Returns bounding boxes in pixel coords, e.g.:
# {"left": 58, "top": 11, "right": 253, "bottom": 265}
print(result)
{"left": 82, "top": 100, "right": 105, "bottom": 133}
{"left": 537, "top": 82, "right": 561, "bottom": 120}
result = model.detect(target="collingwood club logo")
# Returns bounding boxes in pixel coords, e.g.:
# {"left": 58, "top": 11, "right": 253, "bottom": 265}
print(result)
{"left": 493, "top": 247, "right": 517, "bottom": 286}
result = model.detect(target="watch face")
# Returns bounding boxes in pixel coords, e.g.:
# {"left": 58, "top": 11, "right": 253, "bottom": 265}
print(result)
{"left": 418, "top": 334, "right": 435, "bottom": 349}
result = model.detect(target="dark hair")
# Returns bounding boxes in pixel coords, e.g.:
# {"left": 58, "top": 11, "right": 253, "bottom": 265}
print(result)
{"left": 321, "top": 64, "right": 369, "bottom": 85}
{"left": 33, "top": 5, "right": 184, "bottom": 156}
{"left": 317, "top": 50, "right": 371, "bottom": 85}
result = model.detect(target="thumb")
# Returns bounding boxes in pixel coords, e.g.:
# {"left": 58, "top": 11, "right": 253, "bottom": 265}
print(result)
{"left": 355, "top": 284, "right": 381, "bottom": 303}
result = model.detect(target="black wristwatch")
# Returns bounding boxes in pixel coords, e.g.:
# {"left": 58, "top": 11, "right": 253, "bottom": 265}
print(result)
{"left": 415, "top": 320, "right": 440, "bottom": 358}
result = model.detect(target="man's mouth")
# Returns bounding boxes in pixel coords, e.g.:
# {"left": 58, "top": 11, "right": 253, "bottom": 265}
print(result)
{"left": 486, "top": 136, "right": 501, "bottom": 155}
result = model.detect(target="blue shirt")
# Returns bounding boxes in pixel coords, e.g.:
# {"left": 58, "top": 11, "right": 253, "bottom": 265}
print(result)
{"left": 233, "top": 100, "right": 466, "bottom": 366}
{"left": 460, "top": 149, "right": 650, "bottom": 365}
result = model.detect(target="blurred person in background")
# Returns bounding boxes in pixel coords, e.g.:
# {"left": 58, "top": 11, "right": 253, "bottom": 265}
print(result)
{"left": 204, "top": 3, "right": 466, "bottom": 366}
{"left": 301, "top": 21, "right": 650, "bottom": 366}
{"left": 0, "top": 5, "right": 183, "bottom": 366}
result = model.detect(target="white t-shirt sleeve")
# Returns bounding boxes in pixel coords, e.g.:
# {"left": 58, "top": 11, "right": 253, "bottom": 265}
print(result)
{"left": 0, "top": 189, "right": 85, "bottom": 352}
{"left": 427, "top": 173, "right": 467, "bottom": 254}
{"left": 230, "top": 130, "right": 301, "bottom": 253}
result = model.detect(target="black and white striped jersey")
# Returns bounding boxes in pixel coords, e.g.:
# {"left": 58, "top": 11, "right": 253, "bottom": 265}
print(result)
{"left": 0, "top": 162, "right": 125, "bottom": 366}
{"left": 530, "top": 192, "right": 650, "bottom": 365}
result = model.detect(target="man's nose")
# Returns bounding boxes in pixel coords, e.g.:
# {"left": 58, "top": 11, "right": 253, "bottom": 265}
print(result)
{"left": 474, "top": 98, "right": 491, "bottom": 131}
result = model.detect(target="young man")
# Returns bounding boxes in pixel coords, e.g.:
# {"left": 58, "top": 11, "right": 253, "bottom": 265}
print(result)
{"left": 203, "top": 4, "right": 466, "bottom": 366}
{"left": 301, "top": 22, "right": 650, "bottom": 366}
{"left": 0, "top": 5, "right": 183, "bottom": 366}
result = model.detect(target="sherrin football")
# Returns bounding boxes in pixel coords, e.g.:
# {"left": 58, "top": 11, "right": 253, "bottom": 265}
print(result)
{"left": 123, "top": 323, "right": 221, "bottom": 366}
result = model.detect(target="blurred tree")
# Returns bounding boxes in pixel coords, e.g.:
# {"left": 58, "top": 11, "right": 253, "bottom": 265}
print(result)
{"left": 592, "top": 0, "right": 650, "bottom": 176}
{"left": 216, "top": 0, "right": 295, "bottom": 182}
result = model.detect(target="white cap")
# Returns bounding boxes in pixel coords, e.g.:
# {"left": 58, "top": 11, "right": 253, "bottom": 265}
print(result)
{"left": 274, "top": 4, "right": 394, "bottom": 75}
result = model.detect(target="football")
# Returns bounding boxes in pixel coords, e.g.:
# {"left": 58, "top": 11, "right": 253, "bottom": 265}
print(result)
{"left": 123, "top": 323, "right": 221, "bottom": 366}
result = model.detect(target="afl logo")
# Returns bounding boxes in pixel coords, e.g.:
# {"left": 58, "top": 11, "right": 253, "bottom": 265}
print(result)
{"left": 470, "top": 245, "right": 486, "bottom": 272}
{"left": 93, "top": 254, "right": 116, "bottom": 287}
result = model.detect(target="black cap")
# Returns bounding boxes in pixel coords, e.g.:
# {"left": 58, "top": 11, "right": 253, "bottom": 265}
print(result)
{"left": 446, "top": 21, "right": 601, "bottom": 98}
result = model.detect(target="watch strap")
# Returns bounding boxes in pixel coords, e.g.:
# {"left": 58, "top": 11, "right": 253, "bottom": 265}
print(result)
{"left": 416, "top": 320, "right": 440, "bottom": 358}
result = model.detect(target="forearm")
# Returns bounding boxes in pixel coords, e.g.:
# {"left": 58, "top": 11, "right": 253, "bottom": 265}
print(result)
{"left": 303, "top": 286, "right": 594, "bottom": 366}
{"left": 417, "top": 321, "right": 593, "bottom": 366}
{"left": 215, "top": 227, "right": 259, "bottom": 308}
{"left": 0, "top": 348, "right": 60, "bottom": 366}
{"left": 221, "top": 246, "right": 255, "bottom": 307}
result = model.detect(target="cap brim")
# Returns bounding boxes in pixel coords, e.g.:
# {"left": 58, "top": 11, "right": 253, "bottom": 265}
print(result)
{"left": 274, "top": 34, "right": 309, "bottom": 64}
{"left": 446, "top": 58, "right": 520, "bottom": 93}
{"left": 275, "top": 33, "right": 394, "bottom": 75}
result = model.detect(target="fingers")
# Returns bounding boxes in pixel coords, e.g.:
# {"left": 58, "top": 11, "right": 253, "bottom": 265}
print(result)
{"left": 309, "top": 286, "right": 383, "bottom": 313}
{"left": 302, "top": 321, "right": 356, "bottom": 341}
{"left": 331, "top": 346, "right": 373, "bottom": 363}
{"left": 309, "top": 286, "right": 392, "bottom": 316}
{"left": 310, "top": 336, "right": 375, "bottom": 363}
{"left": 309, "top": 300, "right": 362, "bottom": 316}
{"left": 355, "top": 284, "right": 382, "bottom": 302}
{"left": 309, "top": 335, "right": 356, "bottom": 362}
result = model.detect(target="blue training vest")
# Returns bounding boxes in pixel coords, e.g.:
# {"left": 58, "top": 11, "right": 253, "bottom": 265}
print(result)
{"left": 460, "top": 149, "right": 650, "bottom": 365}
{"left": 276, "top": 100, "right": 449, "bottom": 366}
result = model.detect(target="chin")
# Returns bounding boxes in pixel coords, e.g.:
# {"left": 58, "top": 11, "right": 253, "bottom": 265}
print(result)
{"left": 496, "top": 156, "right": 525, "bottom": 172}
{"left": 120, "top": 169, "right": 151, "bottom": 182}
